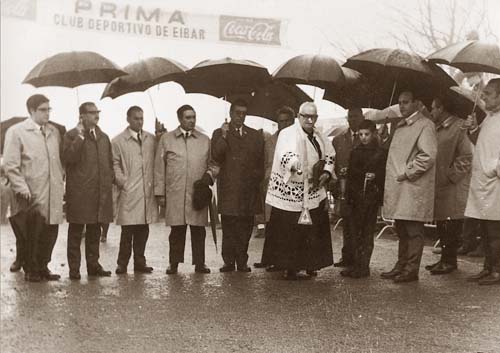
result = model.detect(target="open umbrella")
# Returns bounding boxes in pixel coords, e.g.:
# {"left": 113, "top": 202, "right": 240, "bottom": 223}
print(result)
{"left": 101, "top": 57, "right": 187, "bottom": 99}
{"left": 176, "top": 57, "right": 271, "bottom": 98}
{"left": 227, "top": 81, "right": 312, "bottom": 121}
{"left": 427, "top": 40, "right": 500, "bottom": 75}
{"left": 1, "top": 117, "right": 66, "bottom": 154}
{"left": 323, "top": 67, "right": 373, "bottom": 108}
{"left": 344, "top": 48, "right": 457, "bottom": 108}
{"left": 23, "top": 51, "right": 127, "bottom": 88}
{"left": 272, "top": 54, "right": 345, "bottom": 89}
{"left": 446, "top": 86, "right": 486, "bottom": 123}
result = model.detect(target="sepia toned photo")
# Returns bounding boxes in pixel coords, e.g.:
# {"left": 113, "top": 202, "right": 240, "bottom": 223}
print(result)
{"left": 1, "top": 1, "right": 499, "bottom": 352}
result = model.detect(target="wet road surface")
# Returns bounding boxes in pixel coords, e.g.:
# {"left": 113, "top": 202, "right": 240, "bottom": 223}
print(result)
{"left": 1, "top": 223, "right": 499, "bottom": 353}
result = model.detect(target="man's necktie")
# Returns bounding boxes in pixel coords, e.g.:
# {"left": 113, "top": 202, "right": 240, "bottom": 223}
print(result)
{"left": 137, "top": 131, "right": 142, "bottom": 145}
{"left": 40, "top": 126, "right": 46, "bottom": 137}
{"left": 90, "top": 130, "right": 96, "bottom": 140}
{"left": 184, "top": 132, "right": 189, "bottom": 140}
{"left": 353, "top": 132, "right": 360, "bottom": 147}
{"left": 307, "top": 134, "right": 322, "bottom": 159}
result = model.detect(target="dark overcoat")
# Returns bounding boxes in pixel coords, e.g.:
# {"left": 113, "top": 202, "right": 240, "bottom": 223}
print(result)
{"left": 63, "top": 126, "right": 114, "bottom": 224}
{"left": 211, "top": 125, "right": 264, "bottom": 216}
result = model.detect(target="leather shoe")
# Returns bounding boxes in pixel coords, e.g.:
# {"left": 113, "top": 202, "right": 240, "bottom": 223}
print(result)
{"left": 40, "top": 269, "right": 61, "bottom": 281}
{"left": 380, "top": 268, "right": 402, "bottom": 279}
{"left": 306, "top": 270, "right": 318, "bottom": 277}
{"left": 467, "top": 269, "right": 491, "bottom": 282}
{"left": 10, "top": 260, "right": 22, "bottom": 272}
{"left": 88, "top": 268, "right": 112, "bottom": 277}
{"left": 334, "top": 259, "right": 351, "bottom": 268}
{"left": 393, "top": 273, "right": 419, "bottom": 283}
{"left": 195, "top": 264, "right": 211, "bottom": 274}
{"left": 253, "top": 262, "right": 267, "bottom": 268}
{"left": 166, "top": 264, "right": 178, "bottom": 275}
{"left": 69, "top": 271, "right": 81, "bottom": 280}
{"left": 237, "top": 265, "right": 251, "bottom": 272}
{"left": 219, "top": 264, "right": 235, "bottom": 272}
{"left": 425, "top": 260, "right": 442, "bottom": 271}
{"left": 340, "top": 268, "right": 354, "bottom": 277}
{"left": 266, "top": 265, "right": 281, "bottom": 272}
{"left": 430, "top": 262, "right": 457, "bottom": 275}
{"left": 134, "top": 265, "right": 153, "bottom": 273}
{"left": 24, "top": 272, "right": 41, "bottom": 282}
{"left": 478, "top": 272, "right": 500, "bottom": 285}
{"left": 284, "top": 270, "right": 298, "bottom": 280}
{"left": 115, "top": 265, "right": 127, "bottom": 274}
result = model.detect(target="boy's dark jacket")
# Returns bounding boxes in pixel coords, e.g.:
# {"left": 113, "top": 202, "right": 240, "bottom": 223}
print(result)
{"left": 347, "top": 140, "right": 387, "bottom": 206}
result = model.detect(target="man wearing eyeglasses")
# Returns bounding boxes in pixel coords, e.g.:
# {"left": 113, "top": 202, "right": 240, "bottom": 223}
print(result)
{"left": 63, "top": 102, "right": 114, "bottom": 279}
{"left": 211, "top": 99, "right": 265, "bottom": 273}
{"left": 3, "top": 94, "right": 64, "bottom": 282}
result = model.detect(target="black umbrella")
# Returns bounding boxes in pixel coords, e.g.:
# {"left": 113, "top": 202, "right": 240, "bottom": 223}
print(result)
{"left": 0, "top": 117, "right": 66, "bottom": 154}
{"left": 23, "top": 51, "right": 127, "bottom": 88}
{"left": 344, "top": 48, "right": 457, "bottom": 108}
{"left": 101, "top": 57, "right": 188, "bottom": 99}
{"left": 427, "top": 40, "right": 500, "bottom": 75}
{"left": 176, "top": 57, "right": 271, "bottom": 98}
{"left": 445, "top": 86, "right": 486, "bottom": 123}
{"left": 227, "top": 81, "right": 312, "bottom": 121}
{"left": 323, "top": 67, "right": 373, "bottom": 108}
{"left": 272, "top": 54, "right": 345, "bottom": 89}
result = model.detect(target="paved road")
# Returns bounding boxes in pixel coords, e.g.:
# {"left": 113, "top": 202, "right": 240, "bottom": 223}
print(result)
{"left": 1, "top": 223, "right": 499, "bottom": 353}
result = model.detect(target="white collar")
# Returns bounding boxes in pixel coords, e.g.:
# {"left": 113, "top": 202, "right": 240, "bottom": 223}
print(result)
{"left": 179, "top": 127, "right": 191, "bottom": 136}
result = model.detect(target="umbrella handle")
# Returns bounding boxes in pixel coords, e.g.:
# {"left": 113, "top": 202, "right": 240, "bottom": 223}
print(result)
{"left": 147, "top": 90, "right": 158, "bottom": 119}
{"left": 389, "top": 79, "right": 398, "bottom": 107}
{"left": 471, "top": 85, "right": 483, "bottom": 113}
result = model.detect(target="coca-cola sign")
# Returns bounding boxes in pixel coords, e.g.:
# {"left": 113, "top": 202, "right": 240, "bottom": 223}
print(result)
{"left": 219, "top": 15, "right": 281, "bottom": 46}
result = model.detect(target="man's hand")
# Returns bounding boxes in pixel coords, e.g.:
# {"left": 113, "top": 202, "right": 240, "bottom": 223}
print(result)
{"left": 18, "top": 190, "right": 31, "bottom": 201}
{"left": 76, "top": 121, "right": 85, "bottom": 139}
{"left": 463, "top": 112, "right": 478, "bottom": 131}
{"left": 221, "top": 121, "right": 230, "bottom": 139}
{"left": 289, "top": 159, "right": 301, "bottom": 174}
{"left": 318, "top": 172, "right": 330, "bottom": 188}
{"left": 396, "top": 173, "right": 407, "bottom": 182}
{"left": 156, "top": 196, "right": 166, "bottom": 207}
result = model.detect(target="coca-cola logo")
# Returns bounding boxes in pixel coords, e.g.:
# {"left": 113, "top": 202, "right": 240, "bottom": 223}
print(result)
{"left": 219, "top": 15, "right": 281, "bottom": 45}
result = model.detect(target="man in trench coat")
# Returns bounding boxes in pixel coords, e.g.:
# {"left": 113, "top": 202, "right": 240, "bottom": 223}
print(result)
{"left": 212, "top": 99, "right": 265, "bottom": 272}
{"left": 381, "top": 91, "right": 437, "bottom": 283}
{"left": 463, "top": 78, "right": 500, "bottom": 285}
{"left": 112, "top": 106, "right": 158, "bottom": 275}
{"left": 3, "top": 94, "right": 64, "bottom": 282}
{"left": 331, "top": 108, "right": 364, "bottom": 268}
{"left": 63, "top": 102, "right": 114, "bottom": 279}
{"left": 425, "top": 97, "right": 472, "bottom": 275}
{"left": 155, "top": 105, "right": 219, "bottom": 274}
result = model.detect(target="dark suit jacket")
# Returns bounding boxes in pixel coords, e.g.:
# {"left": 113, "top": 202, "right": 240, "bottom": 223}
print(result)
{"left": 332, "top": 128, "right": 356, "bottom": 176}
{"left": 211, "top": 124, "right": 264, "bottom": 216}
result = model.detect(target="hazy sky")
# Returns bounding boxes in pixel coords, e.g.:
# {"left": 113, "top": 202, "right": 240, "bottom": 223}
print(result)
{"left": 1, "top": 0, "right": 499, "bottom": 137}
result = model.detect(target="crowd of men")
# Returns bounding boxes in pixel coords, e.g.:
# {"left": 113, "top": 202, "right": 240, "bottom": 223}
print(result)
{"left": 2, "top": 78, "right": 499, "bottom": 284}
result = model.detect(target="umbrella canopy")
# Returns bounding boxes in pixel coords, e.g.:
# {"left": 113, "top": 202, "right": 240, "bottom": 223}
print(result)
{"left": 344, "top": 48, "right": 457, "bottom": 108}
{"left": 227, "top": 81, "right": 312, "bottom": 121}
{"left": 272, "top": 54, "right": 345, "bottom": 89}
{"left": 23, "top": 51, "right": 127, "bottom": 88}
{"left": 1, "top": 117, "right": 66, "bottom": 154}
{"left": 323, "top": 67, "right": 373, "bottom": 108}
{"left": 445, "top": 86, "right": 486, "bottom": 122}
{"left": 427, "top": 40, "right": 500, "bottom": 75}
{"left": 176, "top": 57, "right": 271, "bottom": 98}
{"left": 101, "top": 57, "right": 187, "bottom": 99}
